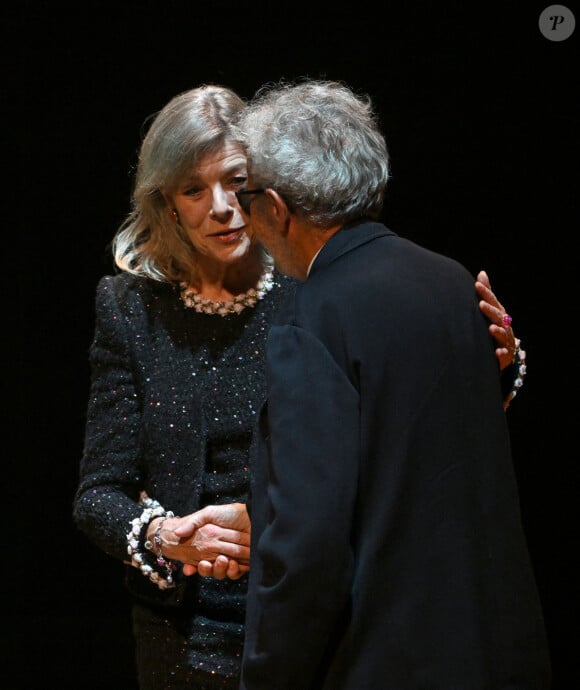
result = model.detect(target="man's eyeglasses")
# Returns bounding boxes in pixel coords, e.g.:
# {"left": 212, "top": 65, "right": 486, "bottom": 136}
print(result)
{"left": 235, "top": 188, "right": 266, "bottom": 214}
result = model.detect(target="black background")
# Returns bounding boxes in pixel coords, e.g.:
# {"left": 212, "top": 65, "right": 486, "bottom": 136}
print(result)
{"left": 10, "top": 1, "right": 578, "bottom": 688}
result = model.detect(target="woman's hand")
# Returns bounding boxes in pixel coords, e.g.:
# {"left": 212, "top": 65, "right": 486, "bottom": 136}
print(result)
{"left": 476, "top": 270, "right": 517, "bottom": 371}
{"left": 157, "top": 503, "right": 251, "bottom": 580}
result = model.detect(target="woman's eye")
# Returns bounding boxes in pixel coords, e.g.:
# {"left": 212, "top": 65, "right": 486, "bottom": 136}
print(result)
{"left": 184, "top": 187, "right": 203, "bottom": 198}
{"left": 231, "top": 176, "right": 248, "bottom": 190}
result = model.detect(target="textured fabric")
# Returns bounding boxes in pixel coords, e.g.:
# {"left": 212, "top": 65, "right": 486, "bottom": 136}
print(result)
{"left": 241, "top": 222, "right": 551, "bottom": 690}
{"left": 73, "top": 270, "right": 296, "bottom": 688}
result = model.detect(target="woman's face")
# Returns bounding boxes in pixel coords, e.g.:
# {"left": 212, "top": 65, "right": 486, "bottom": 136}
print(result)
{"left": 163, "top": 142, "right": 253, "bottom": 267}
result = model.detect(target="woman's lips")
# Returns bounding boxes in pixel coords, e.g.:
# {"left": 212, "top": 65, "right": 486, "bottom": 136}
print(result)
{"left": 211, "top": 229, "right": 245, "bottom": 243}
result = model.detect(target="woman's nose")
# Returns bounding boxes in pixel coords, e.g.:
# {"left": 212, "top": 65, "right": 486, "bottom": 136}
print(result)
{"left": 210, "top": 187, "right": 234, "bottom": 218}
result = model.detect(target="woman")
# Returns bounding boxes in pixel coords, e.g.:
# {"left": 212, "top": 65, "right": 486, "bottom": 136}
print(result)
{"left": 73, "top": 84, "right": 521, "bottom": 689}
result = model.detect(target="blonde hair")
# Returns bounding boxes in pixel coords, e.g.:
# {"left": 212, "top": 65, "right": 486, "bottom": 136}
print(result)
{"left": 113, "top": 85, "right": 247, "bottom": 283}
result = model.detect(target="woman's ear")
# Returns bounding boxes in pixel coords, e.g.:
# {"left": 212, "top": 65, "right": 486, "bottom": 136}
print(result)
{"left": 160, "top": 190, "right": 179, "bottom": 223}
{"left": 160, "top": 189, "right": 173, "bottom": 210}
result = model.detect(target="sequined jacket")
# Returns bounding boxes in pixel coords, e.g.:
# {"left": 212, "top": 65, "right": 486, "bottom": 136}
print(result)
{"left": 73, "top": 270, "right": 297, "bottom": 606}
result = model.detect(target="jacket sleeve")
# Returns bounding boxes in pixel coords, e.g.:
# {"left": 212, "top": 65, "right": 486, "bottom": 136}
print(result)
{"left": 241, "top": 324, "right": 360, "bottom": 690}
{"left": 72, "top": 275, "right": 145, "bottom": 562}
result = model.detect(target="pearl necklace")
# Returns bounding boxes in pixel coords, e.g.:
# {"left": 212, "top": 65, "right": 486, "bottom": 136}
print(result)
{"left": 180, "top": 269, "right": 275, "bottom": 316}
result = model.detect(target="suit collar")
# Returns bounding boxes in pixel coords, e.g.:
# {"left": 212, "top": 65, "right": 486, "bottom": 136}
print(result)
{"left": 308, "top": 219, "right": 396, "bottom": 277}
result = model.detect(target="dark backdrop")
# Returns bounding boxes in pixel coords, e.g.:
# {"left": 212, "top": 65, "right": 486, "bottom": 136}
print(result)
{"left": 11, "top": 2, "right": 578, "bottom": 688}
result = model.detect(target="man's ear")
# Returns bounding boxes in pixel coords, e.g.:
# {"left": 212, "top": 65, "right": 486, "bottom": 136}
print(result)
{"left": 265, "top": 189, "right": 290, "bottom": 226}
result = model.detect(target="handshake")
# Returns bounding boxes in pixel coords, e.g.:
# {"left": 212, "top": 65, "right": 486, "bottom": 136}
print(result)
{"left": 146, "top": 502, "right": 251, "bottom": 581}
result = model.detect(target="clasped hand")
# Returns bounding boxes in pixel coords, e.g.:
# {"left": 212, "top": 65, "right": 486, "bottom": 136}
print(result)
{"left": 148, "top": 503, "right": 251, "bottom": 581}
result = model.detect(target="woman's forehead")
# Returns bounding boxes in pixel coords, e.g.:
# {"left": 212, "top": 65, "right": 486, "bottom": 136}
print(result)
{"left": 188, "top": 142, "right": 247, "bottom": 179}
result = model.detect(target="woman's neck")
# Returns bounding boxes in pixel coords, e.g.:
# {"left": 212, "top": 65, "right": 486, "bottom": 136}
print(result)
{"left": 185, "top": 249, "right": 268, "bottom": 300}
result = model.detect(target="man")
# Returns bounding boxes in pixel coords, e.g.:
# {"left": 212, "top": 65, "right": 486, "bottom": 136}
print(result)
{"left": 234, "top": 80, "right": 550, "bottom": 689}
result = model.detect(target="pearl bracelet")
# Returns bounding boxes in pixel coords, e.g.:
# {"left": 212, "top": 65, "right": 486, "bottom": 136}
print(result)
{"left": 503, "top": 338, "right": 526, "bottom": 411}
{"left": 126, "top": 497, "right": 176, "bottom": 590}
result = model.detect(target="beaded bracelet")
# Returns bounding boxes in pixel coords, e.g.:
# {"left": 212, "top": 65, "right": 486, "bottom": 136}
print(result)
{"left": 503, "top": 338, "right": 526, "bottom": 411}
{"left": 147, "top": 514, "right": 176, "bottom": 585}
{"left": 126, "top": 497, "right": 177, "bottom": 590}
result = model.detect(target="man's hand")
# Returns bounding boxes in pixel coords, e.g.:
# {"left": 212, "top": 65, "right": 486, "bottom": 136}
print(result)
{"left": 170, "top": 503, "right": 251, "bottom": 580}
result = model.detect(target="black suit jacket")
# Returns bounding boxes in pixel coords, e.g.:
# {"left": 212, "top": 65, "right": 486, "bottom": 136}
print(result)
{"left": 241, "top": 221, "right": 550, "bottom": 689}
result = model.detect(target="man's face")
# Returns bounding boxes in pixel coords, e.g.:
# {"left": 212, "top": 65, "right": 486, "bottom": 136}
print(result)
{"left": 240, "top": 182, "right": 305, "bottom": 279}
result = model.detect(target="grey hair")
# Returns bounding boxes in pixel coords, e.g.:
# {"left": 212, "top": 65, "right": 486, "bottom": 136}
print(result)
{"left": 113, "top": 85, "right": 247, "bottom": 283}
{"left": 235, "top": 79, "right": 390, "bottom": 228}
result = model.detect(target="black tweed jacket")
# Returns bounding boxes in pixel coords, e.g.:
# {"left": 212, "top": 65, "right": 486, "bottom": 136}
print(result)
{"left": 73, "top": 269, "right": 296, "bottom": 607}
